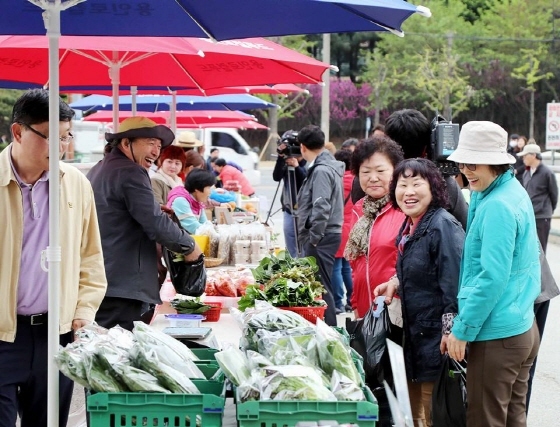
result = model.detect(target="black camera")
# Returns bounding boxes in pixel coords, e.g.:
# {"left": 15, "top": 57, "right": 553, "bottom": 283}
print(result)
{"left": 277, "top": 130, "right": 302, "bottom": 158}
{"left": 430, "top": 114, "right": 460, "bottom": 176}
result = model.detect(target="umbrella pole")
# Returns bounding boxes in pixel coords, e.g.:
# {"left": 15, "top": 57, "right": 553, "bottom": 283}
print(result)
{"left": 170, "top": 90, "right": 177, "bottom": 135}
{"left": 45, "top": 4, "right": 62, "bottom": 427}
{"left": 110, "top": 57, "right": 120, "bottom": 130}
{"left": 131, "top": 86, "right": 138, "bottom": 116}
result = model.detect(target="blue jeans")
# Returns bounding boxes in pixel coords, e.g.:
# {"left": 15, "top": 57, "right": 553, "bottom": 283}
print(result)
{"left": 332, "top": 257, "right": 353, "bottom": 309}
{"left": 283, "top": 210, "right": 300, "bottom": 257}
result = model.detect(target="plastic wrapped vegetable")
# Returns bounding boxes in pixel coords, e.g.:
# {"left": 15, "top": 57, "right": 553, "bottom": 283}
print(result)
{"left": 134, "top": 348, "right": 200, "bottom": 394}
{"left": 331, "top": 370, "right": 366, "bottom": 401}
{"left": 214, "top": 346, "right": 251, "bottom": 387}
{"left": 112, "top": 364, "right": 170, "bottom": 393}
{"left": 245, "top": 350, "right": 273, "bottom": 370}
{"left": 315, "top": 319, "right": 363, "bottom": 386}
{"left": 259, "top": 365, "right": 336, "bottom": 402}
{"left": 55, "top": 345, "right": 92, "bottom": 388}
{"left": 256, "top": 327, "right": 319, "bottom": 368}
{"left": 132, "top": 322, "right": 204, "bottom": 378}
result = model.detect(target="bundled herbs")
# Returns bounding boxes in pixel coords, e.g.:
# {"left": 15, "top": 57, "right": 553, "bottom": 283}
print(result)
{"left": 239, "top": 251, "right": 325, "bottom": 311}
{"left": 171, "top": 295, "right": 212, "bottom": 314}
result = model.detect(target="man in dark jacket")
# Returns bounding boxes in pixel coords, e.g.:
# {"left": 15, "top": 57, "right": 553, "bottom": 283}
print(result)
{"left": 87, "top": 117, "right": 202, "bottom": 330}
{"left": 384, "top": 109, "right": 468, "bottom": 229}
{"left": 297, "top": 125, "right": 344, "bottom": 326}
{"left": 518, "top": 143, "right": 558, "bottom": 252}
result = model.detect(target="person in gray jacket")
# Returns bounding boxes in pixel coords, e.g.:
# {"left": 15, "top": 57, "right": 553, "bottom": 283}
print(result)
{"left": 296, "top": 125, "right": 344, "bottom": 326}
{"left": 87, "top": 117, "right": 202, "bottom": 330}
{"left": 518, "top": 143, "right": 558, "bottom": 252}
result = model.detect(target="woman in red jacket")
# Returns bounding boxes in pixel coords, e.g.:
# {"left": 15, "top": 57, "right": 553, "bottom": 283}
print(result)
{"left": 212, "top": 158, "right": 255, "bottom": 196}
{"left": 344, "top": 136, "right": 404, "bottom": 318}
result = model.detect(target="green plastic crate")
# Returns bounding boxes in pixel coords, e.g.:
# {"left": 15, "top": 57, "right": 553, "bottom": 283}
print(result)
{"left": 88, "top": 383, "right": 225, "bottom": 427}
{"left": 191, "top": 347, "right": 219, "bottom": 363}
{"left": 236, "top": 386, "right": 378, "bottom": 427}
{"left": 196, "top": 363, "right": 225, "bottom": 382}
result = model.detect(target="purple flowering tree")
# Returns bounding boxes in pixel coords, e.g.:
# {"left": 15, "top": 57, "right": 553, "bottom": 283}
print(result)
{"left": 295, "top": 79, "right": 374, "bottom": 137}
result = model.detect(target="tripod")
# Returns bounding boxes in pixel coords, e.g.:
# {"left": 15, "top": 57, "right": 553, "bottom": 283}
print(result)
{"left": 264, "top": 163, "right": 301, "bottom": 257}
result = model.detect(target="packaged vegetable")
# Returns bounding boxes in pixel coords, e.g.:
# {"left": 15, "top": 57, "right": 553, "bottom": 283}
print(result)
{"left": 132, "top": 322, "right": 204, "bottom": 379}
{"left": 112, "top": 364, "right": 170, "bottom": 393}
{"left": 258, "top": 365, "right": 336, "bottom": 402}
{"left": 331, "top": 370, "right": 366, "bottom": 401}
{"left": 214, "top": 347, "right": 251, "bottom": 387}
{"left": 315, "top": 319, "right": 363, "bottom": 386}
{"left": 134, "top": 348, "right": 200, "bottom": 394}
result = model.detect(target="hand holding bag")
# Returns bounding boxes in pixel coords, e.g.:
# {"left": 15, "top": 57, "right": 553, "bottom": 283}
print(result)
{"left": 163, "top": 249, "right": 206, "bottom": 296}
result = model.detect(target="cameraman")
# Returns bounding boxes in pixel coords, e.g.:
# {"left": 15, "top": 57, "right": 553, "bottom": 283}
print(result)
{"left": 272, "top": 131, "right": 307, "bottom": 258}
{"left": 385, "top": 109, "right": 468, "bottom": 229}
{"left": 297, "top": 125, "right": 344, "bottom": 326}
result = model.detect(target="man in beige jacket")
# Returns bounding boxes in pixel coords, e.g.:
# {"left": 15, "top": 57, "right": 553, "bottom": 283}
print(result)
{"left": 0, "top": 89, "right": 107, "bottom": 427}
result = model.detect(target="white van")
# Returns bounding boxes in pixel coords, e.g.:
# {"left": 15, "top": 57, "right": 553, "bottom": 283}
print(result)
{"left": 69, "top": 120, "right": 106, "bottom": 162}
{"left": 185, "top": 128, "right": 261, "bottom": 185}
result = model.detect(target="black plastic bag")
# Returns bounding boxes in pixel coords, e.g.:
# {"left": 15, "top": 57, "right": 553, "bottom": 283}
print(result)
{"left": 163, "top": 250, "right": 206, "bottom": 296}
{"left": 432, "top": 355, "right": 467, "bottom": 427}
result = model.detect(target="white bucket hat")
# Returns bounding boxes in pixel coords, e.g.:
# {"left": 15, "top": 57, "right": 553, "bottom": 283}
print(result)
{"left": 173, "top": 130, "right": 203, "bottom": 148}
{"left": 448, "top": 121, "right": 516, "bottom": 165}
{"left": 517, "top": 144, "right": 541, "bottom": 157}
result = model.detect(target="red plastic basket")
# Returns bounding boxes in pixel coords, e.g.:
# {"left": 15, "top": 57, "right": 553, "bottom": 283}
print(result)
{"left": 203, "top": 302, "right": 223, "bottom": 322}
{"left": 278, "top": 306, "right": 326, "bottom": 323}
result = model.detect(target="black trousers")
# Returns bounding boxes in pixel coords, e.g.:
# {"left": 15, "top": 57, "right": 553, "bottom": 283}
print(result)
{"left": 95, "top": 296, "right": 145, "bottom": 331}
{"left": 526, "top": 299, "right": 550, "bottom": 412}
{"left": 535, "top": 218, "right": 551, "bottom": 253}
{"left": 0, "top": 319, "right": 74, "bottom": 427}
{"left": 302, "top": 233, "right": 341, "bottom": 326}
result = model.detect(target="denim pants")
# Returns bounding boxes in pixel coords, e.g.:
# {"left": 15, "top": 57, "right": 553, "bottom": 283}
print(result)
{"left": 283, "top": 210, "right": 300, "bottom": 257}
{"left": 332, "top": 256, "right": 353, "bottom": 309}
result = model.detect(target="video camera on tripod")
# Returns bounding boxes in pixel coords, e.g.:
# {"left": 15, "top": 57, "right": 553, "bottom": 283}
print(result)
{"left": 277, "top": 130, "right": 302, "bottom": 158}
{"left": 430, "top": 114, "right": 460, "bottom": 176}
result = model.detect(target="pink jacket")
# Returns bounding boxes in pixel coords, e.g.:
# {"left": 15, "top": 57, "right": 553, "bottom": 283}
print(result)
{"left": 349, "top": 199, "right": 406, "bottom": 318}
{"left": 219, "top": 165, "right": 255, "bottom": 196}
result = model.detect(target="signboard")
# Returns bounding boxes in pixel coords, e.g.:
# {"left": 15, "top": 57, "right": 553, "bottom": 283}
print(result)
{"left": 546, "top": 103, "right": 560, "bottom": 150}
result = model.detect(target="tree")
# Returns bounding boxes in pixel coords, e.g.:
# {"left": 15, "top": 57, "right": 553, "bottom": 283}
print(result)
{"left": 0, "top": 89, "right": 23, "bottom": 140}
{"left": 414, "top": 34, "right": 473, "bottom": 119}
{"left": 512, "top": 46, "right": 553, "bottom": 138}
{"left": 293, "top": 79, "right": 374, "bottom": 138}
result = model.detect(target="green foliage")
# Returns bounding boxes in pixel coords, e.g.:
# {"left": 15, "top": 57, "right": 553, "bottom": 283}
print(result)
{"left": 0, "top": 89, "right": 23, "bottom": 139}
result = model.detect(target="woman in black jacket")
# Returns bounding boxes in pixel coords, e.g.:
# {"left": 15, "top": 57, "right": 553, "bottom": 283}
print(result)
{"left": 376, "top": 158, "right": 464, "bottom": 427}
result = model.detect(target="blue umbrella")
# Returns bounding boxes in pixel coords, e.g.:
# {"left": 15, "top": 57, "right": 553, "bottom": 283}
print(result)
{"left": 2, "top": 0, "right": 431, "bottom": 39}
{"left": 0, "top": 2, "right": 431, "bottom": 424}
{"left": 70, "top": 93, "right": 278, "bottom": 112}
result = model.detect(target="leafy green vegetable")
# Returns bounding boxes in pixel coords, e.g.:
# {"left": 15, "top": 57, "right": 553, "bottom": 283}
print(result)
{"left": 238, "top": 251, "right": 325, "bottom": 311}
{"left": 171, "top": 296, "right": 212, "bottom": 314}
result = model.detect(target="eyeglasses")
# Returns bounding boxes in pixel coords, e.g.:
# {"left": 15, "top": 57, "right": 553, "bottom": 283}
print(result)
{"left": 457, "top": 163, "right": 477, "bottom": 171}
{"left": 18, "top": 122, "right": 74, "bottom": 146}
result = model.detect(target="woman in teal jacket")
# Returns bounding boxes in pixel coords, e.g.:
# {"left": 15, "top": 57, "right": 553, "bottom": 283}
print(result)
{"left": 447, "top": 121, "right": 541, "bottom": 427}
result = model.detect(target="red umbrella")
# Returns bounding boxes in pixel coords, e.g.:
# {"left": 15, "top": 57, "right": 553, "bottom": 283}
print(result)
{"left": 62, "top": 83, "right": 307, "bottom": 97}
{"left": 82, "top": 110, "right": 261, "bottom": 127}
{"left": 0, "top": 36, "right": 331, "bottom": 90}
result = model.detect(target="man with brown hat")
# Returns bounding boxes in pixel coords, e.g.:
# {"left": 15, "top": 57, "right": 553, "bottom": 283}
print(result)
{"left": 87, "top": 117, "right": 202, "bottom": 330}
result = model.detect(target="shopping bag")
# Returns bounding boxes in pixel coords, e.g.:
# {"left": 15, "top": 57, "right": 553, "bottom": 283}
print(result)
{"left": 432, "top": 354, "right": 467, "bottom": 427}
{"left": 163, "top": 249, "right": 206, "bottom": 297}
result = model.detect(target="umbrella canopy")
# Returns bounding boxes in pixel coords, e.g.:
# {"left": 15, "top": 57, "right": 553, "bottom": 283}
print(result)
{"left": 70, "top": 93, "right": 277, "bottom": 112}
{"left": 65, "top": 83, "right": 307, "bottom": 97}
{"left": 0, "top": 35, "right": 332, "bottom": 90}
{"left": 83, "top": 110, "right": 260, "bottom": 125}
{"left": 1, "top": 0, "right": 430, "bottom": 38}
